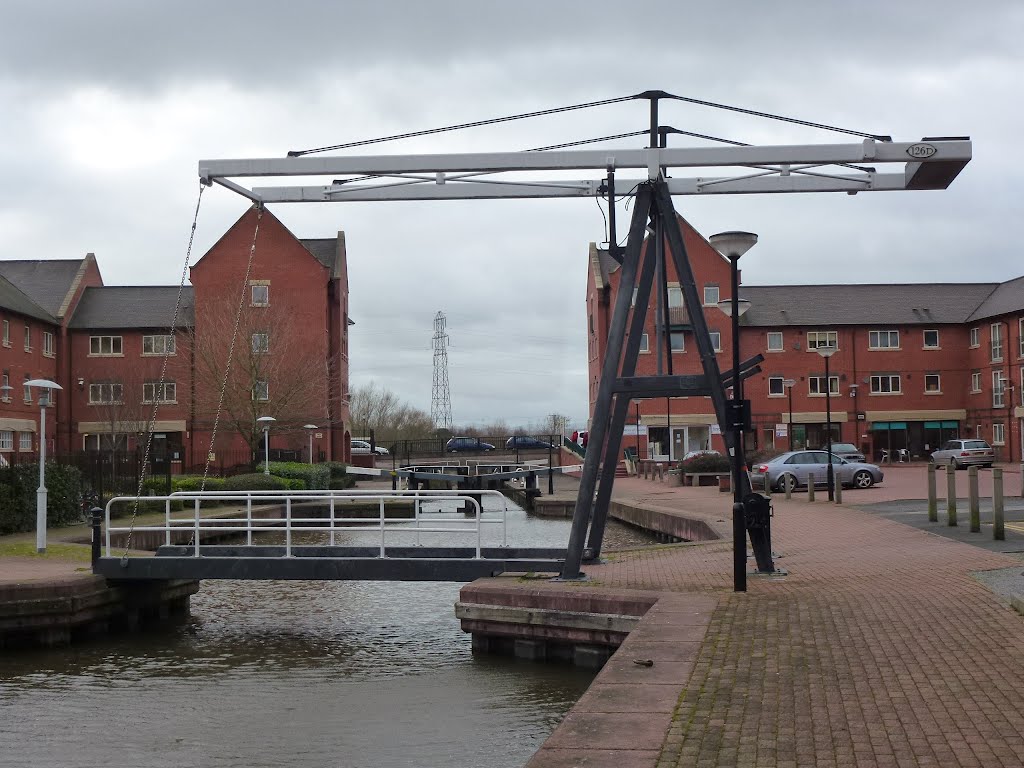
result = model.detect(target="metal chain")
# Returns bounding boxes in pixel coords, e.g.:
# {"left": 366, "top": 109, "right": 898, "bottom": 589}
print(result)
{"left": 121, "top": 180, "right": 208, "bottom": 563}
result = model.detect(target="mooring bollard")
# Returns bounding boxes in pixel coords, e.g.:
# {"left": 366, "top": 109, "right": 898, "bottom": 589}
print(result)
{"left": 834, "top": 479, "right": 842, "bottom": 504}
{"left": 784, "top": 478, "right": 792, "bottom": 500}
{"left": 807, "top": 473, "right": 815, "bottom": 502}
{"left": 968, "top": 465, "right": 980, "bottom": 533}
{"left": 994, "top": 467, "right": 1005, "bottom": 541}
{"left": 927, "top": 463, "right": 938, "bottom": 522}
{"left": 946, "top": 464, "right": 957, "bottom": 526}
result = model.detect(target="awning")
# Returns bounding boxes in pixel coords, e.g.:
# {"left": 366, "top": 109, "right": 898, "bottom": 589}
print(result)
{"left": 0, "top": 418, "right": 36, "bottom": 432}
{"left": 872, "top": 422, "right": 908, "bottom": 431}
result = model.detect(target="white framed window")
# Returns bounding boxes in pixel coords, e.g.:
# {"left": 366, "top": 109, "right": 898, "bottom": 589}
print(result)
{"left": 0, "top": 371, "right": 8, "bottom": 402}
{"left": 667, "top": 286, "right": 683, "bottom": 308}
{"left": 991, "top": 323, "right": 1003, "bottom": 361}
{"left": 639, "top": 333, "right": 649, "bottom": 353}
{"left": 90, "top": 335, "right": 123, "bottom": 356}
{"left": 993, "top": 370, "right": 1005, "bottom": 408}
{"left": 19, "top": 432, "right": 32, "bottom": 451}
{"left": 766, "top": 332, "right": 783, "bottom": 352}
{"left": 870, "top": 374, "right": 901, "bottom": 394}
{"left": 252, "top": 379, "right": 270, "bottom": 401}
{"left": 252, "top": 332, "right": 270, "bottom": 355}
{"left": 709, "top": 331, "right": 722, "bottom": 352}
{"left": 923, "top": 329, "right": 939, "bottom": 349}
{"left": 869, "top": 330, "right": 900, "bottom": 350}
{"left": 1020, "top": 318, "right": 1024, "bottom": 357}
{"left": 89, "top": 382, "right": 123, "bottom": 404}
{"left": 809, "top": 376, "right": 839, "bottom": 395}
{"left": 768, "top": 376, "right": 785, "bottom": 396}
{"left": 143, "top": 381, "right": 176, "bottom": 404}
{"left": 23, "top": 325, "right": 31, "bottom": 351}
{"left": 0, "top": 431, "right": 12, "bottom": 450}
{"left": 971, "top": 371, "right": 982, "bottom": 393}
{"left": 42, "top": 331, "right": 55, "bottom": 357}
{"left": 993, "top": 423, "right": 1005, "bottom": 445}
{"left": 703, "top": 285, "right": 719, "bottom": 306}
{"left": 631, "top": 287, "right": 638, "bottom": 307}
{"left": 669, "top": 332, "right": 684, "bottom": 352}
{"left": 807, "top": 331, "right": 838, "bottom": 350}
{"left": 2, "top": 319, "right": 8, "bottom": 347}
{"left": 23, "top": 374, "right": 31, "bottom": 403}
{"left": 251, "top": 283, "right": 269, "bottom": 307}
{"left": 969, "top": 327, "right": 980, "bottom": 348}
{"left": 924, "top": 374, "right": 941, "bottom": 393}
{"left": 142, "top": 334, "right": 175, "bottom": 355}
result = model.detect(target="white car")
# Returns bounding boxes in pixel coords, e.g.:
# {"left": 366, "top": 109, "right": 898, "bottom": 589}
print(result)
{"left": 351, "top": 439, "right": 389, "bottom": 455}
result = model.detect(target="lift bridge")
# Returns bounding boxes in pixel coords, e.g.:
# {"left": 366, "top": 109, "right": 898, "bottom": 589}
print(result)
{"left": 91, "top": 90, "right": 971, "bottom": 583}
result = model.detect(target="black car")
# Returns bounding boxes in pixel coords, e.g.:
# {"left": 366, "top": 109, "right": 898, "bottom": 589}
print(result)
{"left": 505, "top": 436, "right": 555, "bottom": 450}
{"left": 445, "top": 437, "right": 496, "bottom": 453}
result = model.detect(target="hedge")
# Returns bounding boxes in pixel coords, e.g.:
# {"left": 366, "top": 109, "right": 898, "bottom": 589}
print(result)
{"left": 678, "top": 453, "right": 731, "bottom": 473}
{"left": 266, "top": 461, "right": 330, "bottom": 490}
{"left": 221, "top": 473, "right": 290, "bottom": 491}
{"left": 0, "top": 462, "right": 83, "bottom": 535}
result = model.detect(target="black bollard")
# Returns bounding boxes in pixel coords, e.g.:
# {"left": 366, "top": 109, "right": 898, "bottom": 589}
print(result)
{"left": 90, "top": 507, "right": 103, "bottom": 567}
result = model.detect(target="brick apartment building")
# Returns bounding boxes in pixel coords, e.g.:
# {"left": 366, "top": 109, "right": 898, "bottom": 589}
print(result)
{"left": 587, "top": 217, "right": 1024, "bottom": 465}
{"left": 0, "top": 206, "right": 352, "bottom": 468}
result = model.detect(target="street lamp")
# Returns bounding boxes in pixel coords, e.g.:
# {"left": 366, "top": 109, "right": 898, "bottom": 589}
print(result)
{"left": 256, "top": 416, "right": 276, "bottom": 475}
{"left": 816, "top": 345, "right": 838, "bottom": 501}
{"left": 783, "top": 379, "right": 796, "bottom": 450}
{"left": 710, "top": 230, "right": 757, "bottom": 594}
{"left": 304, "top": 424, "right": 318, "bottom": 465}
{"left": 26, "top": 379, "right": 63, "bottom": 554}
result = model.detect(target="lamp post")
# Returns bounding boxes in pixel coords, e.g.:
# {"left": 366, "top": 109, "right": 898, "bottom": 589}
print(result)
{"left": 710, "top": 230, "right": 757, "bottom": 594}
{"left": 26, "top": 379, "right": 63, "bottom": 554}
{"left": 816, "top": 346, "right": 838, "bottom": 501}
{"left": 783, "top": 379, "right": 796, "bottom": 450}
{"left": 304, "top": 424, "right": 318, "bottom": 464}
{"left": 256, "top": 416, "right": 276, "bottom": 475}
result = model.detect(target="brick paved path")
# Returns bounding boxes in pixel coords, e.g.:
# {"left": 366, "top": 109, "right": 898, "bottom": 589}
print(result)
{"left": 579, "top": 482, "right": 1024, "bottom": 768}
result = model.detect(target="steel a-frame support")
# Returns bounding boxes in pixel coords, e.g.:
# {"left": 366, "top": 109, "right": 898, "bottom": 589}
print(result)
{"left": 561, "top": 178, "right": 775, "bottom": 581}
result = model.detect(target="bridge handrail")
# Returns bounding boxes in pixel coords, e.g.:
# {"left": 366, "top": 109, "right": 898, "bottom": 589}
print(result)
{"left": 105, "top": 489, "right": 509, "bottom": 559}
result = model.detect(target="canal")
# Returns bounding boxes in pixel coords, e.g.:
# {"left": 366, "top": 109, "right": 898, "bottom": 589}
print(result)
{"left": 0, "top": 500, "right": 659, "bottom": 767}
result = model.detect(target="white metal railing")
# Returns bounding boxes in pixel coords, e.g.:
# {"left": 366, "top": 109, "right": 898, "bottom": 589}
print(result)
{"left": 104, "top": 489, "right": 509, "bottom": 559}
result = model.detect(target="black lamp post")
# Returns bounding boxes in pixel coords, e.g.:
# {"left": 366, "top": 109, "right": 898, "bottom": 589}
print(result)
{"left": 710, "top": 231, "right": 757, "bottom": 593}
{"left": 783, "top": 378, "right": 796, "bottom": 451}
{"left": 817, "top": 345, "right": 837, "bottom": 501}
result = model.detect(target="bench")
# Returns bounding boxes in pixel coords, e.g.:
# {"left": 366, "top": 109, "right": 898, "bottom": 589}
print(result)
{"left": 682, "top": 471, "right": 731, "bottom": 489}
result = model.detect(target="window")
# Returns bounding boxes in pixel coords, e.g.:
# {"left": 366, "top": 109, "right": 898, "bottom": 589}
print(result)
{"left": 667, "top": 286, "right": 683, "bottom": 308}
{"left": 923, "top": 329, "right": 939, "bottom": 349}
{"left": 669, "top": 332, "right": 685, "bottom": 352}
{"left": 991, "top": 323, "right": 1003, "bottom": 361}
{"left": 42, "top": 331, "right": 54, "bottom": 356}
{"left": 639, "top": 333, "right": 649, "bottom": 353}
{"left": 19, "top": 432, "right": 32, "bottom": 451}
{"left": 2, "top": 319, "right": 8, "bottom": 346}
{"left": 809, "top": 376, "right": 839, "bottom": 395}
{"left": 703, "top": 285, "right": 719, "bottom": 306}
{"left": 870, "top": 375, "right": 901, "bottom": 394}
{"left": 766, "top": 332, "right": 784, "bottom": 352}
{"left": 143, "top": 381, "right": 176, "bottom": 403}
{"left": 142, "top": 335, "right": 175, "bottom": 355}
{"left": 709, "top": 331, "right": 722, "bottom": 352}
{"left": 1020, "top": 318, "right": 1024, "bottom": 357}
{"left": 993, "top": 423, "right": 1006, "bottom": 445}
{"left": 0, "top": 431, "right": 11, "bottom": 451}
{"left": 924, "top": 374, "right": 941, "bottom": 393}
{"left": 251, "top": 283, "right": 269, "bottom": 306}
{"left": 768, "top": 376, "right": 785, "bottom": 396}
{"left": 0, "top": 371, "right": 8, "bottom": 402}
{"left": 253, "top": 380, "right": 270, "bottom": 401}
{"left": 252, "top": 332, "right": 270, "bottom": 355}
{"left": 807, "top": 331, "right": 838, "bottom": 350}
{"left": 90, "top": 335, "right": 123, "bottom": 356}
{"left": 631, "top": 287, "right": 638, "bottom": 307}
{"left": 869, "top": 330, "right": 899, "bottom": 349}
{"left": 23, "top": 374, "right": 31, "bottom": 403}
{"left": 89, "top": 382, "right": 123, "bottom": 404}
{"left": 971, "top": 371, "right": 982, "bottom": 393}
{"left": 993, "top": 370, "right": 1005, "bottom": 408}
{"left": 23, "top": 325, "right": 31, "bottom": 351}
{"left": 969, "top": 327, "right": 980, "bottom": 348}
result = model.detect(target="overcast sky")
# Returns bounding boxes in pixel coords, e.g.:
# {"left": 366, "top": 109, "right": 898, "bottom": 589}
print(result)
{"left": 2, "top": 1, "right": 1021, "bottom": 430}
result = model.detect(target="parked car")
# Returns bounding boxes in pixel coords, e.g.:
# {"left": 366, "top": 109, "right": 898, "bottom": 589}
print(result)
{"left": 829, "top": 443, "right": 865, "bottom": 462}
{"left": 929, "top": 439, "right": 994, "bottom": 469}
{"left": 505, "top": 436, "right": 554, "bottom": 450}
{"left": 750, "top": 450, "right": 884, "bottom": 491}
{"left": 351, "top": 439, "right": 389, "bottom": 455}
{"left": 445, "top": 437, "right": 496, "bottom": 453}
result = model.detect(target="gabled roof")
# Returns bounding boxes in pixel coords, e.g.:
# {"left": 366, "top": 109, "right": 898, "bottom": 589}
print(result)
{"left": 68, "top": 286, "right": 195, "bottom": 330}
{"left": 0, "top": 273, "right": 56, "bottom": 324}
{"left": 0, "top": 259, "right": 84, "bottom": 318}
{"left": 741, "top": 283, "right": 1000, "bottom": 327}
{"left": 966, "top": 274, "right": 1024, "bottom": 322}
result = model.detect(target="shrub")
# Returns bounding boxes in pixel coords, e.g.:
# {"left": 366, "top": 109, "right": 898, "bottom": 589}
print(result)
{"left": 329, "top": 476, "right": 356, "bottom": 491}
{"left": 222, "top": 473, "right": 290, "bottom": 491}
{"left": 679, "top": 453, "right": 731, "bottom": 473}
{"left": 321, "top": 461, "right": 352, "bottom": 481}
{"left": 266, "top": 461, "right": 330, "bottom": 490}
{"left": 0, "top": 462, "right": 82, "bottom": 534}
{"left": 745, "top": 448, "right": 780, "bottom": 466}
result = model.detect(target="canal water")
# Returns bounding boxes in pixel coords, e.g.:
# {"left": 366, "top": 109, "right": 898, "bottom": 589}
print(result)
{"left": 0, "top": 500, "right": 659, "bottom": 768}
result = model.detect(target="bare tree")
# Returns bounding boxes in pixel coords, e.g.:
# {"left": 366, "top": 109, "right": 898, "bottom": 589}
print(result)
{"left": 349, "top": 382, "right": 435, "bottom": 441}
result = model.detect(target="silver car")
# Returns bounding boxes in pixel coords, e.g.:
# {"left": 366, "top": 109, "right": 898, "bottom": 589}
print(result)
{"left": 929, "top": 439, "right": 993, "bottom": 469}
{"left": 750, "top": 450, "right": 884, "bottom": 491}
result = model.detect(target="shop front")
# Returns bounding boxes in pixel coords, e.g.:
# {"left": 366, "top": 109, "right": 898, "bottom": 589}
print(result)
{"left": 866, "top": 410, "right": 965, "bottom": 463}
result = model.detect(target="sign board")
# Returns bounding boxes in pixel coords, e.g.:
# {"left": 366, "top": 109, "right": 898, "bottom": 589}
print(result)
{"left": 315, "top": 433, "right": 323, "bottom": 439}
{"left": 622, "top": 425, "right": 649, "bottom": 437}
{"left": 775, "top": 423, "right": 788, "bottom": 438}
{"left": 208, "top": 452, "right": 216, "bottom": 462}
{"left": 710, "top": 424, "right": 722, "bottom": 435}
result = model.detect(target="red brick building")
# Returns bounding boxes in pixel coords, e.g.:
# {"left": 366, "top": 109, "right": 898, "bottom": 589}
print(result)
{"left": 0, "top": 206, "right": 352, "bottom": 468}
{"left": 588, "top": 218, "right": 1024, "bottom": 464}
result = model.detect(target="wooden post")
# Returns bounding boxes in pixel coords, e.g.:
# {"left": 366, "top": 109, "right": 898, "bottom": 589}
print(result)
{"left": 968, "top": 465, "right": 980, "bottom": 533}
{"left": 784, "top": 478, "right": 791, "bottom": 500}
{"left": 807, "top": 473, "right": 815, "bottom": 502}
{"left": 946, "top": 464, "right": 957, "bottom": 526}
{"left": 927, "top": 463, "right": 937, "bottom": 522}
{"left": 994, "top": 467, "right": 1005, "bottom": 541}
{"left": 834, "top": 478, "right": 842, "bottom": 504}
